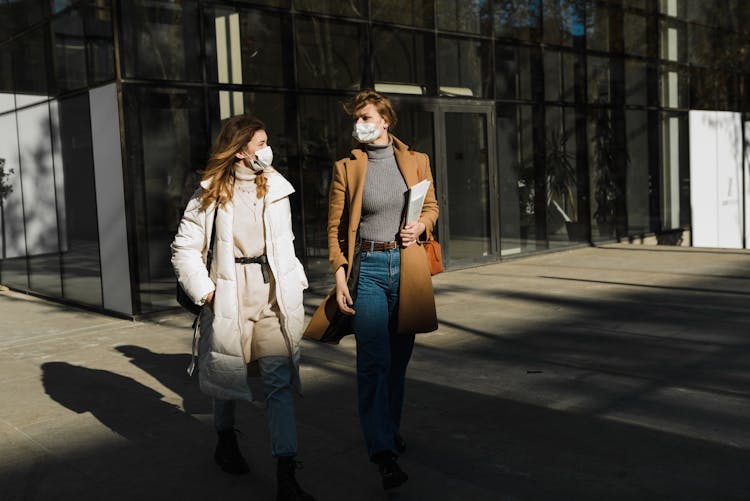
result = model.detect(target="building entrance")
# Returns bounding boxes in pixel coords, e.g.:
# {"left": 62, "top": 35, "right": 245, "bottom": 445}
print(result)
{"left": 396, "top": 99, "right": 498, "bottom": 269}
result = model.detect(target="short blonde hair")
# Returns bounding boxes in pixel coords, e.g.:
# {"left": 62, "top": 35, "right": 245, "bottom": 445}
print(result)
{"left": 343, "top": 89, "right": 398, "bottom": 131}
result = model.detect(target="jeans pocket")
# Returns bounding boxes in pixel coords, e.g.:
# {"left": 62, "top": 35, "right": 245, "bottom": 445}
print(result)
{"left": 360, "top": 251, "right": 370, "bottom": 262}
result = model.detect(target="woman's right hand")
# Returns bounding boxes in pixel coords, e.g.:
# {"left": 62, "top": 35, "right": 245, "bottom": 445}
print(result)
{"left": 335, "top": 266, "right": 355, "bottom": 315}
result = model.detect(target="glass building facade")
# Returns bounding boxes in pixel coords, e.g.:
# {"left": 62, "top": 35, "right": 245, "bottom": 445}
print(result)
{"left": 0, "top": 0, "right": 748, "bottom": 316}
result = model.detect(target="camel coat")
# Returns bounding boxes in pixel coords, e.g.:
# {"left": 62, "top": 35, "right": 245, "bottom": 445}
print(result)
{"left": 304, "top": 136, "right": 439, "bottom": 340}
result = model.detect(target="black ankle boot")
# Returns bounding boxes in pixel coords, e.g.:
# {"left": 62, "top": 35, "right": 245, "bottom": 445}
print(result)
{"left": 214, "top": 429, "right": 249, "bottom": 475}
{"left": 372, "top": 451, "right": 408, "bottom": 490}
{"left": 277, "top": 457, "right": 316, "bottom": 501}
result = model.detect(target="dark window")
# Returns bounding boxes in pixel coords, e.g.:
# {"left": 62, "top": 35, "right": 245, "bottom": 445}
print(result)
{"left": 295, "top": 0, "right": 366, "bottom": 18}
{"left": 123, "top": 86, "right": 208, "bottom": 312}
{"left": 438, "top": 36, "right": 492, "bottom": 98}
{"left": 494, "top": 0, "right": 541, "bottom": 42}
{"left": 119, "top": 0, "right": 201, "bottom": 82}
{"left": 588, "top": 56, "right": 611, "bottom": 103}
{"left": 495, "top": 44, "right": 534, "bottom": 101}
{"left": 296, "top": 17, "right": 364, "bottom": 90}
{"left": 623, "top": 13, "right": 647, "bottom": 57}
{"left": 371, "top": 0, "right": 434, "bottom": 28}
{"left": 542, "top": 0, "right": 584, "bottom": 46}
{"left": 586, "top": 4, "right": 609, "bottom": 52}
{"left": 205, "top": 7, "right": 294, "bottom": 88}
{"left": 545, "top": 105, "right": 581, "bottom": 247}
{"left": 625, "top": 110, "right": 650, "bottom": 234}
{"left": 53, "top": 94, "right": 103, "bottom": 307}
{"left": 371, "top": 26, "right": 435, "bottom": 95}
{"left": 625, "top": 59, "right": 647, "bottom": 106}
{"left": 12, "top": 27, "right": 52, "bottom": 107}
{"left": 437, "top": 0, "right": 491, "bottom": 35}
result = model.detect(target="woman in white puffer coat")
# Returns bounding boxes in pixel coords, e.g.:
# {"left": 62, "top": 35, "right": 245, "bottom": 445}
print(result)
{"left": 171, "top": 115, "right": 315, "bottom": 501}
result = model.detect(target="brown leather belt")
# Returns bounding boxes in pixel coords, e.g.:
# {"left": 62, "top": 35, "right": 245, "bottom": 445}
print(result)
{"left": 361, "top": 239, "right": 398, "bottom": 252}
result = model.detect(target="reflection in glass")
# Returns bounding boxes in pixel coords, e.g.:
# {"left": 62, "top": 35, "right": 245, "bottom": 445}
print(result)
{"left": 544, "top": 50, "right": 576, "bottom": 103}
{"left": 542, "top": 0, "right": 584, "bottom": 46}
{"left": 12, "top": 28, "right": 52, "bottom": 107}
{"left": 625, "top": 110, "right": 650, "bottom": 234}
{"left": 498, "top": 105, "right": 542, "bottom": 253}
{"left": 124, "top": 86, "right": 207, "bottom": 312}
{"left": 625, "top": 60, "right": 647, "bottom": 106}
{"left": 586, "top": 4, "right": 609, "bottom": 52}
{"left": 296, "top": 17, "right": 363, "bottom": 90}
{"left": 53, "top": 94, "right": 103, "bottom": 307}
{"left": 545, "top": 106, "right": 580, "bottom": 247}
{"left": 372, "top": 27, "right": 435, "bottom": 95}
{"left": 205, "top": 7, "right": 293, "bottom": 93}
{"left": 371, "top": 0, "right": 434, "bottom": 28}
{"left": 18, "top": 103, "right": 62, "bottom": 296}
{"left": 661, "top": 112, "right": 688, "bottom": 229}
{"left": 588, "top": 56, "right": 610, "bottom": 103}
{"left": 295, "top": 0, "right": 366, "bottom": 18}
{"left": 119, "top": 0, "right": 201, "bottom": 82}
{"left": 438, "top": 36, "right": 491, "bottom": 97}
{"left": 444, "top": 112, "right": 491, "bottom": 261}
{"left": 437, "top": 0, "right": 490, "bottom": 35}
{"left": 0, "top": 44, "right": 14, "bottom": 113}
{"left": 0, "top": 112, "right": 29, "bottom": 289}
{"left": 623, "top": 13, "right": 647, "bottom": 56}
{"left": 298, "top": 94, "right": 352, "bottom": 283}
{"left": 494, "top": 0, "right": 540, "bottom": 41}
{"left": 495, "top": 45, "right": 533, "bottom": 101}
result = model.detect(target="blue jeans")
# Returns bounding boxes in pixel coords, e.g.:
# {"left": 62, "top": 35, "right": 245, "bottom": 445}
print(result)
{"left": 214, "top": 356, "right": 297, "bottom": 457}
{"left": 352, "top": 248, "right": 415, "bottom": 458}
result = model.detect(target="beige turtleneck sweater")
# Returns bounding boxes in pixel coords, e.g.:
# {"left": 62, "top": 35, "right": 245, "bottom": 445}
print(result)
{"left": 233, "top": 164, "right": 289, "bottom": 363}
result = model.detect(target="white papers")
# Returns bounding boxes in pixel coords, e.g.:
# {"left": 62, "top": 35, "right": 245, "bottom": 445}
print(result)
{"left": 406, "top": 179, "right": 431, "bottom": 224}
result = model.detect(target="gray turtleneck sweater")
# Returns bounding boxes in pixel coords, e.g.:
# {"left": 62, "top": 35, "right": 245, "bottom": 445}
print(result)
{"left": 360, "top": 142, "right": 407, "bottom": 242}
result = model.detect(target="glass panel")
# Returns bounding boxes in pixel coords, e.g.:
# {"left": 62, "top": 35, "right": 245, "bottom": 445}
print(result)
{"left": 83, "top": 5, "right": 115, "bottom": 85}
{"left": 233, "top": 0, "right": 289, "bottom": 7}
{"left": 372, "top": 27, "right": 435, "bottom": 96}
{"left": 205, "top": 7, "right": 293, "bottom": 87}
{"left": 52, "top": 94, "right": 103, "bottom": 307}
{"left": 625, "top": 59, "right": 647, "bottom": 106}
{"left": 207, "top": 90, "right": 301, "bottom": 254}
{"left": 544, "top": 50, "right": 560, "bottom": 101}
{"left": 296, "top": 17, "right": 363, "bottom": 90}
{"left": 495, "top": 44, "right": 533, "bottom": 101}
{"left": 659, "top": 0, "right": 685, "bottom": 18}
{"left": 12, "top": 27, "right": 52, "bottom": 107}
{"left": 438, "top": 36, "right": 491, "bottom": 98}
{"left": 444, "top": 112, "right": 491, "bottom": 261}
{"left": 687, "top": 23, "right": 713, "bottom": 67}
{"left": 588, "top": 56, "right": 610, "bottom": 103}
{"left": 586, "top": 4, "right": 609, "bottom": 52}
{"left": 52, "top": 9, "right": 88, "bottom": 91}
{"left": 6, "top": 0, "right": 48, "bottom": 35}
{"left": 0, "top": 112, "right": 29, "bottom": 289}
{"left": 298, "top": 94, "right": 353, "bottom": 283}
{"left": 623, "top": 12, "right": 647, "bottom": 56}
{"left": 119, "top": 0, "right": 201, "bottom": 81}
{"left": 17, "top": 102, "right": 62, "bottom": 296}
{"left": 625, "top": 110, "right": 649, "bottom": 234}
{"left": 437, "top": 0, "right": 491, "bottom": 35}
{"left": 494, "top": 0, "right": 541, "bottom": 42}
{"left": 688, "top": 66, "right": 715, "bottom": 110}
{"left": 295, "top": 0, "right": 366, "bottom": 18}
{"left": 542, "top": 0, "right": 585, "bottom": 46}
{"left": 545, "top": 106, "right": 581, "bottom": 247}
{"left": 660, "top": 112, "right": 688, "bottom": 229}
{"left": 0, "top": 40, "right": 14, "bottom": 113}
{"left": 371, "top": 0, "right": 434, "bottom": 28}
{"left": 589, "top": 108, "right": 617, "bottom": 240}
{"left": 123, "top": 86, "right": 208, "bottom": 312}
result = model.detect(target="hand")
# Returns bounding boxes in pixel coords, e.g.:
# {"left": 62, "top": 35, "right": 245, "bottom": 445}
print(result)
{"left": 400, "top": 221, "right": 426, "bottom": 247}
{"left": 205, "top": 291, "right": 215, "bottom": 304}
{"left": 335, "top": 266, "right": 355, "bottom": 315}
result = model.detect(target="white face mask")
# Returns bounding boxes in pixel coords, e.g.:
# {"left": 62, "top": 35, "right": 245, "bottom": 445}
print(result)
{"left": 253, "top": 145, "right": 273, "bottom": 170}
{"left": 352, "top": 122, "right": 383, "bottom": 143}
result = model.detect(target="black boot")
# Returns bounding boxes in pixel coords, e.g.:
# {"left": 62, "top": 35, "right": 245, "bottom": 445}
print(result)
{"left": 372, "top": 451, "right": 408, "bottom": 490}
{"left": 277, "top": 456, "right": 316, "bottom": 501}
{"left": 214, "top": 429, "right": 250, "bottom": 475}
{"left": 395, "top": 433, "right": 406, "bottom": 454}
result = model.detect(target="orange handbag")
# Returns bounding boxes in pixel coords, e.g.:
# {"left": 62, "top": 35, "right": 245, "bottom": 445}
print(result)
{"left": 423, "top": 232, "right": 444, "bottom": 275}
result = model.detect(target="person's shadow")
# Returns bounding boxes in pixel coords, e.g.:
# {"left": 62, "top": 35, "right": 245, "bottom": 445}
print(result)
{"left": 115, "top": 345, "right": 211, "bottom": 416}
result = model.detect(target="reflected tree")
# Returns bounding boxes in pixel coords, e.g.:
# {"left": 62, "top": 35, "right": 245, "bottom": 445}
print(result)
{"left": 0, "top": 158, "right": 12, "bottom": 201}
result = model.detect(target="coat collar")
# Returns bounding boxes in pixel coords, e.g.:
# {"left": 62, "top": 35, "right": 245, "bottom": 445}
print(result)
{"left": 199, "top": 168, "right": 295, "bottom": 204}
{"left": 348, "top": 134, "right": 420, "bottom": 188}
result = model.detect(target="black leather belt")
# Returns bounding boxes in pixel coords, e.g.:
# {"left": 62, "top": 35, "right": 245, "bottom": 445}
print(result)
{"left": 361, "top": 240, "right": 398, "bottom": 252}
{"left": 235, "top": 255, "right": 270, "bottom": 283}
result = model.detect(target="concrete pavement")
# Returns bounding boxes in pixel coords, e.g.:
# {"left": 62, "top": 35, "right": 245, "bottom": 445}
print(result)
{"left": 1, "top": 244, "right": 750, "bottom": 500}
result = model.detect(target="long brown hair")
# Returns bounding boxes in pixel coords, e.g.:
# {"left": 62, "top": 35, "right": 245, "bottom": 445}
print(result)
{"left": 199, "top": 115, "right": 269, "bottom": 210}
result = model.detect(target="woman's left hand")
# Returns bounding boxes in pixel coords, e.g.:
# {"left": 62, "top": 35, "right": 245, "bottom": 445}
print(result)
{"left": 400, "top": 221, "right": 426, "bottom": 247}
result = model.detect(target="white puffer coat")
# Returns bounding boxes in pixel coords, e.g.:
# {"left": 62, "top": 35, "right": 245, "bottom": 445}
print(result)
{"left": 171, "top": 170, "right": 308, "bottom": 402}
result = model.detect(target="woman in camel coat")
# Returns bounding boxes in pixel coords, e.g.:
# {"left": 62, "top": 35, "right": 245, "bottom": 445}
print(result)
{"left": 305, "top": 89, "right": 439, "bottom": 490}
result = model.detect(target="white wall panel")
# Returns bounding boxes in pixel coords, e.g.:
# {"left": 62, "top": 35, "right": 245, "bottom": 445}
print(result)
{"left": 689, "top": 111, "right": 718, "bottom": 247}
